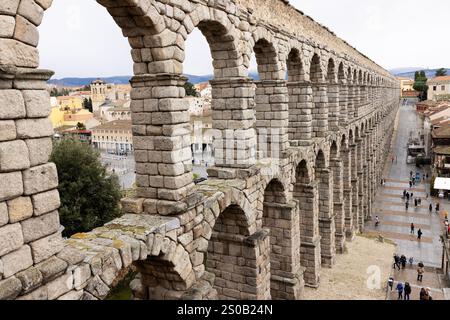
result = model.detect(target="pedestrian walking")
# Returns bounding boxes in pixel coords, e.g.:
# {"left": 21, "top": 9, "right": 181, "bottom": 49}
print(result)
{"left": 417, "top": 229, "right": 423, "bottom": 240}
{"left": 414, "top": 198, "right": 418, "bottom": 207}
{"left": 410, "top": 170, "right": 413, "bottom": 178}
{"left": 396, "top": 282, "right": 404, "bottom": 300}
{"left": 411, "top": 193, "right": 414, "bottom": 198}
{"left": 410, "top": 223, "right": 415, "bottom": 234}
{"left": 426, "top": 287, "right": 433, "bottom": 300}
{"left": 404, "top": 282, "right": 411, "bottom": 300}
{"left": 436, "top": 203, "right": 440, "bottom": 213}
{"left": 406, "top": 193, "right": 410, "bottom": 201}
{"left": 403, "top": 190, "right": 407, "bottom": 198}
{"left": 420, "top": 288, "right": 427, "bottom": 300}
{"left": 417, "top": 264, "right": 424, "bottom": 282}
{"left": 409, "top": 181, "right": 412, "bottom": 188}
{"left": 400, "top": 255, "right": 407, "bottom": 269}
{"left": 405, "top": 201, "right": 409, "bottom": 210}
{"left": 418, "top": 198, "right": 422, "bottom": 206}
{"left": 393, "top": 254, "right": 401, "bottom": 271}
{"left": 426, "top": 173, "right": 429, "bottom": 180}
{"left": 429, "top": 203, "right": 433, "bottom": 214}
{"left": 409, "top": 257, "right": 414, "bottom": 266}
{"left": 388, "top": 277, "right": 394, "bottom": 291}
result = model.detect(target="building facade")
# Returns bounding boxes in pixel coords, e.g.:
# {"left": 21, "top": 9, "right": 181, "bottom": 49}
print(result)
{"left": 428, "top": 76, "right": 450, "bottom": 102}
{"left": 91, "top": 120, "right": 133, "bottom": 154}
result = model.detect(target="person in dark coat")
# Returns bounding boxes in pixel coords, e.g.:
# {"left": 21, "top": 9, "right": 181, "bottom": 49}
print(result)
{"left": 429, "top": 203, "right": 433, "bottom": 213}
{"left": 404, "top": 282, "right": 412, "bottom": 300}
{"left": 417, "top": 229, "right": 423, "bottom": 240}
{"left": 388, "top": 277, "right": 394, "bottom": 291}
{"left": 410, "top": 223, "right": 415, "bottom": 234}
{"left": 400, "top": 255, "right": 407, "bottom": 269}
{"left": 396, "top": 282, "right": 404, "bottom": 300}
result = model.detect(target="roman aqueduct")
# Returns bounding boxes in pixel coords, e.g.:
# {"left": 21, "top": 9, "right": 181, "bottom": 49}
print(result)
{"left": 0, "top": 0, "right": 399, "bottom": 300}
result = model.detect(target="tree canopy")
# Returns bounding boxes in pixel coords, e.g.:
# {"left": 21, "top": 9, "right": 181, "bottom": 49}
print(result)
{"left": 413, "top": 70, "right": 428, "bottom": 101}
{"left": 50, "top": 139, "right": 122, "bottom": 237}
{"left": 184, "top": 81, "right": 199, "bottom": 97}
{"left": 435, "top": 68, "right": 448, "bottom": 77}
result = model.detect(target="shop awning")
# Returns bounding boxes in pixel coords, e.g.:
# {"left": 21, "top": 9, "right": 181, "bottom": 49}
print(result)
{"left": 434, "top": 177, "right": 450, "bottom": 191}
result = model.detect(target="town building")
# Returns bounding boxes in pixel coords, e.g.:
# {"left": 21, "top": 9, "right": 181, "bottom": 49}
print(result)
{"left": 91, "top": 120, "right": 133, "bottom": 155}
{"left": 90, "top": 79, "right": 131, "bottom": 113}
{"left": 428, "top": 76, "right": 450, "bottom": 102}
{"left": 56, "top": 95, "right": 83, "bottom": 112}
{"left": 98, "top": 99, "right": 131, "bottom": 122}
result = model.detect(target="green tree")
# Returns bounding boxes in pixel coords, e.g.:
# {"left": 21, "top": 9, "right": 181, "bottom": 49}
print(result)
{"left": 435, "top": 68, "right": 447, "bottom": 77}
{"left": 50, "top": 139, "right": 122, "bottom": 237}
{"left": 76, "top": 122, "right": 86, "bottom": 130}
{"left": 413, "top": 70, "right": 428, "bottom": 101}
{"left": 184, "top": 81, "right": 198, "bottom": 97}
{"left": 83, "top": 97, "right": 93, "bottom": 113}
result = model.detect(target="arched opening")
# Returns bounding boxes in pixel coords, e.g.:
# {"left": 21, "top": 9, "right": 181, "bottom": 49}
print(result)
{"left": 341, "top": 134, "right": 354, "bottom": 240}
{"left": 262, "top": 179, "right": 302, "bottom": 299}
{"left": 310, "top": 54, "right": 328, "bottom": 137}
{"left": 330, "top": 141, "right": 345, "bottom": 253}
{"left": 338, "top": 63, "right": 347, "bottom": 126}
{"left": 287, "top": 48, "right": 309, "bottom": 142}
{"left": 294, "top": 160, "right": 321, "bottom": 287}
{"left": 315, "top": 150, "right": 336, "bottom": 268}
{"left": 206, "top": 205, "right": 271, "bottom": 300}
{"left": 252, "top": 38, "right": 287, "bottom": 159}
{"left": 326, "top": 58, "right": 339, "bottom": 130}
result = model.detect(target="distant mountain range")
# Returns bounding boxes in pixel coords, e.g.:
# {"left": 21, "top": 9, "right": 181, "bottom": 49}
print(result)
{"left": 47, "top": 72, "right": 260, "bottom": 87}
{"left": 389, "top": 67, "right": 450, "bottom": 79}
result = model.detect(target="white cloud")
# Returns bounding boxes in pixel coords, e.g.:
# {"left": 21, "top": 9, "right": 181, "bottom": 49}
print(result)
{"left": 38, "top": 0, "right": 450, "bottom": 78}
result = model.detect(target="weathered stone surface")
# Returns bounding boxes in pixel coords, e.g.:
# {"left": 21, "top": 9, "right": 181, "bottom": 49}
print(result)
{"left": 57, "top": 289, "right": 83, "bottom": 300}
{"left": 0, "top": 223, "right": 24, "bottom": 256}
{"left": 22, "top": 163, "right": 58, "bottom": 195}
{"left": 56, "top": 246, "right": 85, "bottom": 265}
{"left": 22, "top": 90, "right": 50, "bottom": 117}
{"left": 13, "top": 15, "right": 39, "bottom": 47}
{"left": 0, "top": 202, "right": 8, "bottom": 227}
{"left": 0, "top": 276, "right": 22, "bottom": 300}
{"left": 0, "top": 172, "right": 23, "bottom": 202}
{"left": 36, "top": 256, "right": 67, "bottom": 283}
{"left": 0, "top": 15, "right": 15, "bottom": 38}
{"left": 0, "top": 121, "right": 16, "bottom": 142}
{"left": 73, "top": 264, "right": 91, "bottom": 289}
{"left": 16, "top": 118, "right": 53, "bottom": 139}
{"left": 7, "top": 196, "right": 33, "bottom": 223}
{"left": 0, "top": 39, "right": 39, "bottom": 68}
{"left": 0, "top": 245, "right": 33, "bottom": 278}
{"left": 30, "top": 232, "right": 64, "bottom": 263}
{"left": 0, "top": 140, "right": 30, "bottom": 172}
{"left": 17, "top": 0, "right": 44, "bottom": 26}
{"left": 0, "top": 90, "right": 25, "bottom": 119}
{"left": 26, "top": 138, "right": 53, "bottom": 166}
{"left": 0, "top": 0, "right": 20, "bottom": 15}
{"left": 85, "top": 275, "right": 110, "bottom": 299}
{"left": 46, "top": 273, "right": 74, "bottom": 300}
{"left": 16, "top": 286, "right": 47, "bottom": 300}
{"left": 21, "top": 211, "right": 60, "bottom": 243}
{"left": 16, "top": 266, "right": 43, "bottom": 293}
{"left": 31, "top": 189, "right": 60, "bottom": 216}
{"left": 35, "top": 0, "right": 53, "bottom": 10}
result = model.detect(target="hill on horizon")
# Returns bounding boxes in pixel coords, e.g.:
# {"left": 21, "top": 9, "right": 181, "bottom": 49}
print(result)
{"left": 47, "top": 71, "right": 260, "bottom": 87}
{"left": 390, "top": 68, "right": 450, "bottom": 80}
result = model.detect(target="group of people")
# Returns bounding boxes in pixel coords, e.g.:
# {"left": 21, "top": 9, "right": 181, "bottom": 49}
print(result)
{"left": 409, "top": 223, "right": 423, "bottom": 239}
{"left": 389, "top": 260, "right": 431, "bottom": 300}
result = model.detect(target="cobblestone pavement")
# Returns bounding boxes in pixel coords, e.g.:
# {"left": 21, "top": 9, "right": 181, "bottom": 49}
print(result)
{"left": 387, "top": 266, "right": 446, "bottom": 300}
{"left": 366, "top": 102, "right": 446, "bottom": 268}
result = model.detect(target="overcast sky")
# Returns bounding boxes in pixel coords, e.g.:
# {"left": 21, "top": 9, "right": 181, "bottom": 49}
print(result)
{"left": 38, "top": 0, "right": 450, "bottom": 78}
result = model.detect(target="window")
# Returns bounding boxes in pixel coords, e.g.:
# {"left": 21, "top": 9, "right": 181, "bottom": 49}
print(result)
{"left": 442, "top": 85, "right": 446, "bottom": 91}
{"left": 433, "top": 86, "right": 437, "bottom": 91}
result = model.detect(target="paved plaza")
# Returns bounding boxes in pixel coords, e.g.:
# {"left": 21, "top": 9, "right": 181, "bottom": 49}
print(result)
{"left": 367, "top": 102, "right": 446, "bottom": 268}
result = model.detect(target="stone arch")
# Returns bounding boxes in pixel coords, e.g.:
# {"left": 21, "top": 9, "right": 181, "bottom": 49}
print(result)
{"left": 206, "top": 202, "right": 270, "bottom": 299}
{"left": 294, "top": 159, "right": 321, "bottom": 287}
{"left": 310, "top": 53, "right": 328, "bottom": 137}
{"left": 326, "top": 58, "right": 339, "bottom": 130}
{"left": 262, "top": 178, "right": 303, "bottom": 299}
{"left": 338, "top": 62, "right": 348, "bottom": 126}
{"left": 188, "top": 16, "right": 242, "bottom": 79}
{"left": 330, "top": 139, "right": 345, "bottom": 252}
{"left": 287, "top": 47, "right": 310, "bottom": 141}
{"left": 315, "top": 149, "right": 336, "bottom": 267}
